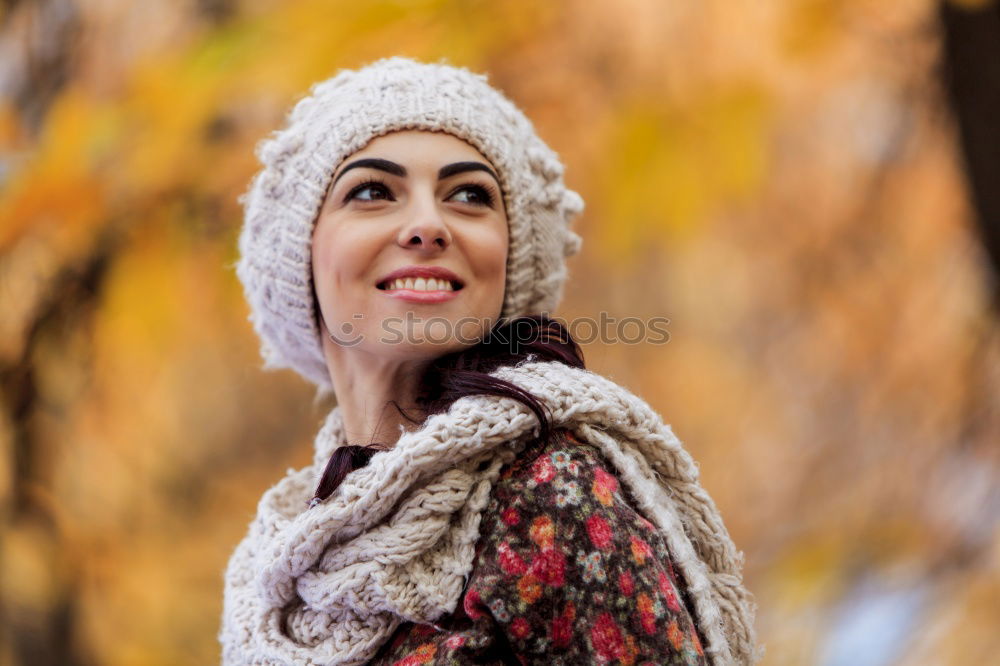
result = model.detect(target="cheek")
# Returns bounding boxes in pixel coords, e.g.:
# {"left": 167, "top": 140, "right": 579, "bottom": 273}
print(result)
{"left": 463, "top": 222, "right": 508, "bottom": 316}
{"left": 468, "top": 224, "right": 509, "bottom": 282}
{"left": 312, "top": 228, "right": 341, "bottom": 297}
{"left": 312, "top": 220, "right": 378, "bottom": 301}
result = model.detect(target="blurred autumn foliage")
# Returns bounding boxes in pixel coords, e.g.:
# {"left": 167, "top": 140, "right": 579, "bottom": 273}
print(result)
{"left": 1, "top": 0, "right": 998, "bottom": 664}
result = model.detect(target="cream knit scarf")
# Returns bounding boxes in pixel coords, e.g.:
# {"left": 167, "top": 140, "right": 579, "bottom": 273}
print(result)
{"left": 219, "top": 361, "right": 762, "bottom": 665}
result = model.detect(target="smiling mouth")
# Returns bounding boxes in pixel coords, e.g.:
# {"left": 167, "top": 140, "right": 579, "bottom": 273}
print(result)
{"left": 377, "top": 277, "right": 464, "bottom": 292}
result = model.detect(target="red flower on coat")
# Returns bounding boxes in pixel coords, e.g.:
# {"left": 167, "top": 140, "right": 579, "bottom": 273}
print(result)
{"left": 551, "top": 601, "right": 576, "bottom": 649}
{"left": 586, "top": 514, "right": 614, "bottom": 550}
{"left": 637, "top": 593, "right": 657, "bottom": 635}
{"left": 498, "top": 542, "right": 528, "bottom": 576}
{"left": 630, "top": 536, "right": 653, "bottom": 565}
{"left": 591, "top": 612, "right": 625, "bottom": 661}
{"left": 619, "top": 571, "right": 635, "bottom": 596}
{"left": 529, "top": 515, "right": 554, "bottom": 549}
{"left": 463, "top": 587, "right": 484, "bottom": 619}
{"left": 392, "top": 641, "right": 436, "bottom": 666}
{"left": 666, "top": 619, "right": 685, "bottom": 651}
{"left": 502, "top": 507, "right": 521, "bottom": 526}
{"left": 592, "top": 467, "right": 618, "bottom": 506}
{"left": 517, "top": 573, "right": 543, "bottom": 604}
{"left": 532, "top": 456, "right": 556, "bottom": 484}
{"left": 510, "top": 617, "right": 531, "bottom": 640}
{"left": 444, "top": 635, "right": 466, "bottom": 650}
{"left": 658, "top": 571, "right": 681, "bottom": 612}
{"left": 529, "top": 548, "right": 566, "bottom": 587}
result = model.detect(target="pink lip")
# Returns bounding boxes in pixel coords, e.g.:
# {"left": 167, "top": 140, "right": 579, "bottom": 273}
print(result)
{"left": 376, "top": 265, "right": 464, "bottom": 289}
{"left": 382, "top": 289, "right": 460, "bottom": 304}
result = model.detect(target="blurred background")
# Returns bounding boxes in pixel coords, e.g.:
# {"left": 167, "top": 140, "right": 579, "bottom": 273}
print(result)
{"left": 2, "top": 0, "right": 999, "bottom": 664}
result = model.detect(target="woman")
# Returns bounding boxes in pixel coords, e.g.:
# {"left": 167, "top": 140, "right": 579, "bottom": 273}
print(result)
{"left": 221, "top": 57, "right": 761, "bottom": 665}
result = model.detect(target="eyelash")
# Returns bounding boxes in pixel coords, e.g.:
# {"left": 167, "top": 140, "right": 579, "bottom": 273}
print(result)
{"left": 343, "top": 177, "right": 498, "bottom": 208}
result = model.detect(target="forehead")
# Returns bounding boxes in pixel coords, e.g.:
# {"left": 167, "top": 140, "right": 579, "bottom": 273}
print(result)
{"left": 347, "top": 129, "right": 492, "bottom": 166}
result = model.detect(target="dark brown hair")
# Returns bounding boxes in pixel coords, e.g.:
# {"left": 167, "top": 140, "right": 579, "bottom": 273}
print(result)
{"left": 310, "top": 314, "right": 585, "bottom": 506}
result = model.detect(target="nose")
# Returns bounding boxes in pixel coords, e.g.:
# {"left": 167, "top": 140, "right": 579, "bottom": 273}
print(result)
{"left": 396, "top": 195, "right": 452, "bottom": 252}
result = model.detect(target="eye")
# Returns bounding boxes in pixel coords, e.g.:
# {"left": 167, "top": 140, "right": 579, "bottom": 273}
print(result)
{"left": 447, "top": 183, "right": 496, "bottom": 208}
{"left": 345, "top": 177, "right": 394, "bottom": 203}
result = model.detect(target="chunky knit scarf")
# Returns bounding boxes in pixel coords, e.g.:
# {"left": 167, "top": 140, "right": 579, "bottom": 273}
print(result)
{"left": 219, "top": 361, "right": 762, "bottom": 665}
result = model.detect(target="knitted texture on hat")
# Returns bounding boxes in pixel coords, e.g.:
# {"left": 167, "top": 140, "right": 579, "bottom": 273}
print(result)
{"left": 219, "top": 361, "right": 763, "bottom": 665}
{"left": 235, "top": 57, "right": 585, "bottom": 391}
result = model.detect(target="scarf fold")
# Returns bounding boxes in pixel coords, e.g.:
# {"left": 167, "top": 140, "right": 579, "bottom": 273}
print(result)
{"left": 220, "top": 361, "right": 762, "bottom": 665}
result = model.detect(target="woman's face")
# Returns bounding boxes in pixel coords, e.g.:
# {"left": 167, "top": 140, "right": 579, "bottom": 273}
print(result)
{"left": 312, "top": 129, "right": 509, "bottom": 364}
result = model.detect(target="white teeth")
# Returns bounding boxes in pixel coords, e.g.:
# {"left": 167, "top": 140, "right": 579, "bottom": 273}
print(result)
{"left": 386, "top": 277, "right": 455, "bottom": 292}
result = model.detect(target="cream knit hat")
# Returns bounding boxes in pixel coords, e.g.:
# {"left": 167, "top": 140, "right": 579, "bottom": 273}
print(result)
{"left": 235, "top": 56, "right": 585, "bottom": 392}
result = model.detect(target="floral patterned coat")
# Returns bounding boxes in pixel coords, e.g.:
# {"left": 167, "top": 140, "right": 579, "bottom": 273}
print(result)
{"left": 368, "top": 429, "right": 710, "bottom": 665}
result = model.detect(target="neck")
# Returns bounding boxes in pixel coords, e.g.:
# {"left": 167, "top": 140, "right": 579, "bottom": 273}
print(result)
{"left": 320, "top": 333, "right": 430, "bottom": 450}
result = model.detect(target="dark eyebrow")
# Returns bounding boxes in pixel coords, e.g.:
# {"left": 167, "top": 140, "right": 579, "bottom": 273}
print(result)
{"left": 331, "top": 158, "right": 406, "bottom": 188}
{"left": 329, "top": 158, "right": 501, "bottom": 191}
{"left": 438, "top": 161, "right": 500, "bottom": 187}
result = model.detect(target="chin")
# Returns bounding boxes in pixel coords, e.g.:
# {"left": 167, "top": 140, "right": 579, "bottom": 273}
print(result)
{"left": 372, "top": 339, "right": 468, "bottom": 363}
